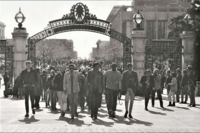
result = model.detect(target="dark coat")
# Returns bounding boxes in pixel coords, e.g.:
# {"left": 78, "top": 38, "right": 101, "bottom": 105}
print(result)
{"left": 180, "top": 74, "right": 189, "bottom": 87}
{"left": 79, "top": 74, "right": 86, "bottom": 95}
{"left": 176, "top": 74, "right": 182, "bottom": 90}
{"left": 86, "top": 70, "right": 104, "bottom": 94}
{"left": 47, "top": 76, "right": 56, "bottom": 90}
{"left": 35, "top": 74, "right": 43, "bottom": 96}
{"left": 20, "top": 68, "right": 38, "bottom": 87}
{"left": 140, "top": 75, "right": 154, "bottom": 90}
{"left": 54, "top": 73, "right": 63, "bottom": 91}
{"left": 122, "top": 70, "right": 139, "bottom": 94}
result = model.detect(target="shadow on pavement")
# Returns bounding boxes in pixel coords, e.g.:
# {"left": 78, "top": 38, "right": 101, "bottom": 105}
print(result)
{"left": 47, "top": 110, "right": 60, "bottom": 114}
{"left": 102, "top": 115, "right": 153, "bottom": 127}
{"left": 92, "top": 119, "right": 114, "bottom": 127}
{"left": 35, "top": 109, "right": 44, "bottom": 112}
{"left": 56, "top": 116, "right": 89, "bottom": 127}
{"left": 175, "top": 106, "right": 190, "bottom": 110}
{"left": 18, "top": 116, "right": 40, "bottom": 124}
{"left": 156, "top": 107, "right": 174, "bottom": 112}
{"left": 148, "top": 110, "right": 167, "bottom": 115}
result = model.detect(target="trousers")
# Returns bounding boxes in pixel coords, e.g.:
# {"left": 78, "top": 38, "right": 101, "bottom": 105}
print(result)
{"left": 24, "top": 86, "right": 35, "bottom": 114}
{"left": 50, "top": 90, "right": 57, "bottom": 109}
{"left": 90, "top": 91, "right": 102, "bottom": 117}
{"left": 144, "top": 89, "right": 151, "bottom": 108}
{"left": 68, "top": 92, "right": 79, "bottom": 116}
{"left": 57, "top": 91, "right": 67, "bottom": 111}
{"left": 107, "top": 88, "right": 118, "bottom": 111}
{"left": 168, "top": 91, "right": 175, "bottom": 102}
{"left": 152, "top": 89, "right": 163, "bottom": 107}
{"left": 34, "top": 95, "right": 40, "bottom": 108}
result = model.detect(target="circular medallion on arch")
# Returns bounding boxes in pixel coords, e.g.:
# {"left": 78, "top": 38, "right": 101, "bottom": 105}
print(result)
{"left": 74, "top": 3, "right": 86, "bottom": 22}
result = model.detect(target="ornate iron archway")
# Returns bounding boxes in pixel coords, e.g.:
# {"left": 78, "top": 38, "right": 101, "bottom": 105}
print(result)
{"left": 28, "top": 3, "right": 132, "bottom": 69}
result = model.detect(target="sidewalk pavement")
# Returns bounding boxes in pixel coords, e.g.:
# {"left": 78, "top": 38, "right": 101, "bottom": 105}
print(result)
{"left": 1, "top": 85, "right": 200, "bottom": 132}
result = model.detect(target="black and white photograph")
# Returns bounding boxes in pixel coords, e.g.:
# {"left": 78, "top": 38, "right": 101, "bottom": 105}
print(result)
{"left": 0, "top": 0, "right": 200, "bottom": 132}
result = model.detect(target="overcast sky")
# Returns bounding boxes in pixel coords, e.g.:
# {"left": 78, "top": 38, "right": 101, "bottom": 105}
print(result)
{"left": 0, "top": 1, "right": 131, "bottom": 59}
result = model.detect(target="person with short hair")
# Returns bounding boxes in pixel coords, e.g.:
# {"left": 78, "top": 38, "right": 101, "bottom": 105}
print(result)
{"left": 165, "top": 70, "right": 172, "bottom": 95}
{"left": 55, "top": 69, "right": 67, "bottom": 117}
{"left": 104, "top": 63, "right": 121, "bottom": 118}
{"left": 168, "top": 72, "right": 177, "bottom": 106}
{"left": 176, "top": 68, "right": 182, "bottom": 103}
{"left": 152, "top": 69, "right": 164, "bottom": 108}
{"left": 122, "top": 63, "right": 139, "bottom": 118}
{"left": 63, "top": 63, "right": 81, "bottom": 119}
{"left": 187, "top": 65, "right": 196, "bottom": 107}
{"left": 35, "top": 69, "right": 43, "bottom": 109}
{"left": 86, "top": 62, "right": 104, "bottom": 120}
{"left": 20, "top": 60, "right": 38, "bottom": 117}
{"left": 180, "top": 69, "right": 189, "bottom": 103}
{"left": 47, "top": 70, "right": 57, "bottom": 110}
{"left": 79, "top": 69, "right": 86, "bottom": 111}
{"left": 140, "top": 69, "right": 154, "bottom": 111}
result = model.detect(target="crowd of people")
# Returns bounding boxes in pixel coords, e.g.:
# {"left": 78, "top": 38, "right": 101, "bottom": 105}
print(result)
{"left": 1, "top": 60, "right": 198, "bottom": 120}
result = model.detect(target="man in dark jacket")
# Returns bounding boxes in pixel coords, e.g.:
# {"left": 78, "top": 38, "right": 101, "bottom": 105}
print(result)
{"left": 20, "top": 60, "right": 38, "bottom": 117}
{"left": 122, "top": 63, "right": 139, "bottom": 118}
{"left": 176, "top": 68, "right": 182, "bottom": 103}
{"left": 86, "top": 62, "right": 104, "bottom": 120}
{"left": 35, "top": 69, "right": 43, "bottom": 109}
{"left": 140, "top": 69, "right": 154, "bottom": 111}
{"left": 187, "top": 65, "right": 196, "bottom": 107}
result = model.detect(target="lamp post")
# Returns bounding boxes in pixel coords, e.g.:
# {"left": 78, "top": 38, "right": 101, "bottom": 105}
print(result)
{"left": 15, "top": 8, "right": 26, "bottom": 29}
{"left": 133, "top": 10, "right": 144, "bottom": 30}
{"left": 184, "top": 13, "right": 194, "bottom": 25}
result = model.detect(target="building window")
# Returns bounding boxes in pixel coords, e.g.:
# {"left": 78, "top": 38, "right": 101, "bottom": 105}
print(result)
{"left": 158, "top": 21, "right": 167, "bottom": 39}
{"left": 146, "top": 20, "right": 156, "bottom": 41}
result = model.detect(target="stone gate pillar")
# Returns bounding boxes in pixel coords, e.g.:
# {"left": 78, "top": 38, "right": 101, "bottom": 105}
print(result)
{"left": 12, "top": 28, "right": 28, "bottom": 79}
{"left": 131, "top": 30, "right": 146, "bottom": 80}
{"left": 180, "top": 31, "right": 195, "bottom": 70}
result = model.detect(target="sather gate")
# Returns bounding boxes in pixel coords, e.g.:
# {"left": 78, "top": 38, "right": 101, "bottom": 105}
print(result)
{"left": 27, "top": 3, "right": 132, "bottom": 68}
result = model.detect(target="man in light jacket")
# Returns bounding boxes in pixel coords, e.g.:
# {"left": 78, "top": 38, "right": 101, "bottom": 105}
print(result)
{"left": 104, "top": 62, "right": 121, "bottom": 118}
{"left": 63, "top": 63, "right": 81, "bottom": 119}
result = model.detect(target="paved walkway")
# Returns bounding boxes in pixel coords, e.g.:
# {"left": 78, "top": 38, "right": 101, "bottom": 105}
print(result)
{"left": 1, "top": 84, "right": 200, "bottom": 132}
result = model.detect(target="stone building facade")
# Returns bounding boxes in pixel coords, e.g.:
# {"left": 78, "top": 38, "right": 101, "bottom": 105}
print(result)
{"left": 106, "top": 0, "right": 190, "bottom": 79}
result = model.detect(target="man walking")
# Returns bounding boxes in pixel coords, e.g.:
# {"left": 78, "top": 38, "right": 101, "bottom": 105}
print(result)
{"left": 104, "top": 63, "right": 121, "bottom": 118}
{"left": 86, "top": 62, "right": 104, "bottom": 120}
{"left": 20, "top": 60, "right": 38, "bottom": 117}
{"left": 122, "top": 63, "right": 139, "bottom": 118}
{"left": 63, "top": 63, "right": 81, "bottom": 119}
{"left": 55, "top": 69, "right": 67, "bottom": 117}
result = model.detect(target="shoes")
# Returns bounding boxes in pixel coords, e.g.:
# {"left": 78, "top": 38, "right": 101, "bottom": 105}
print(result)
{"left": 124, "top": 111, "right": 128, "bottom": 118}
{"left": 152, "top": 105, "right": 154, "bottom": 107}
{"left": 71, "top": 115, "right": 74, "bottom": 119}
{"left": 112, "top": 111, "right": 116, "bottom": 118}
{"left": 168, "top": 102, "right": 172, "bottom": 106}
{"left": 172, "top": 102, "right": 175, "bottom": 106}
{"left": 145, "top": 108, "right": 148, "bottom": 111}
{"left": 109, "top": 111, "right": 112, "bottom": 118}
{"left": 61, "top": 112, "right": 65, "bottom": 117}
{"left": 32, "top": 109, "right": 35, "bottom": 114}
{"left": 180, "top": 101, "right": 184, "bottom": 104}
{"left": 75, "top": 112, "right": 78, "bottom": 117}
{"left": 184, "top": 101, "right": 187, "bottom": 104}
{"left": 192, "top": 104, "right": 196, "bottom": 107}
{"left": 25, "top": 114, "right": 29, "bottom": 117}
{"left": 94, "top": 115, "right": 97, "bottom": 120}
{"left": 66, "top": 108, "right": 70, "bottom": 111}
{"left": 129, "top": 114, "right": 133, "bottom": 119}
